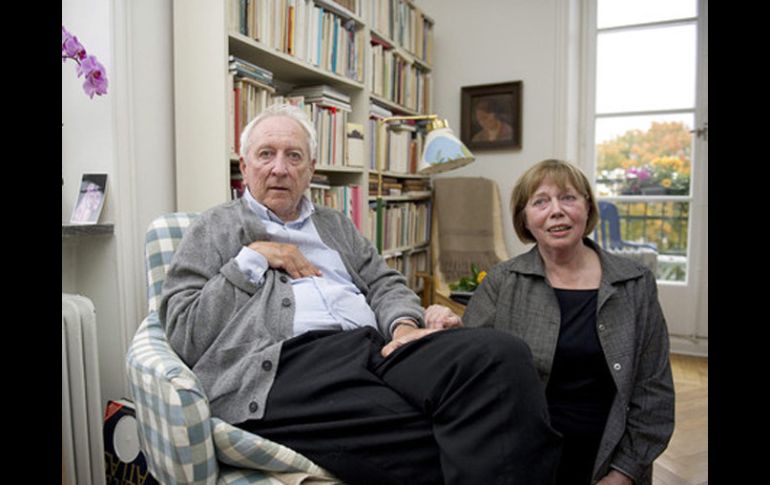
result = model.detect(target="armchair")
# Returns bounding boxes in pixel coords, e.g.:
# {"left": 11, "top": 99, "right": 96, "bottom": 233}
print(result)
{"left": 430, "top": 177, "right": 509, "bottom": 315}
{"left": 126, "top": 213, "right": 338, "bottom": 484}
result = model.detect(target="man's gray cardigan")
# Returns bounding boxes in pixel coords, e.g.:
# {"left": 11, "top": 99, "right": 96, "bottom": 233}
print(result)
{"left": 463, "top": 240, "right": 674, "bottom": 485}
{"left": 159, "top": 198, "right": 424, "bottom": 425}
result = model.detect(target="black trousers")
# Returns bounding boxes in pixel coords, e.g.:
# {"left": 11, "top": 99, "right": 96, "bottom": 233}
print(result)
{"left": 237, "top": 327, "right": 562, "bottom": 485}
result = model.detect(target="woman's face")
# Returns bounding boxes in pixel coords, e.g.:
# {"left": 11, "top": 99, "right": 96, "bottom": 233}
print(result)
{"left": 524, "top": 178, "right": 589, "bottom": 251}
{"left": 475, "top": 108, "right": 498, "bottom": 130}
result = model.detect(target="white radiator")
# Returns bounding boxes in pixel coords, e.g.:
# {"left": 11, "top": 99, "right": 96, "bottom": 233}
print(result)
{"left": 62, "top": 293, "right": 106, "bottom": 485}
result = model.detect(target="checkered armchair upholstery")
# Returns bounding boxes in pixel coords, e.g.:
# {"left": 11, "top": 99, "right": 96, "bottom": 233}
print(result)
{"left": 126, "top": 213, "right": 338, "bottom": 485}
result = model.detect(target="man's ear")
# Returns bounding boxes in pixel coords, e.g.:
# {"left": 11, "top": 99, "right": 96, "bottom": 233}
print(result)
{"left": 239, "top": 156, "right": 246, "bottom": 175}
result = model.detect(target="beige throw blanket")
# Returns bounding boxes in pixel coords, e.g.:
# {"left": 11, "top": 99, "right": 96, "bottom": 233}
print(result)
{"left": 434, "top": 177, "right": 506, "bottom": 283}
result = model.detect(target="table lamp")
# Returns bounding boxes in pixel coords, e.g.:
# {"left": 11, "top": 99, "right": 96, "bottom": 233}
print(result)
{"left": 380, "top": 115, "right": 475, "bottom": 174}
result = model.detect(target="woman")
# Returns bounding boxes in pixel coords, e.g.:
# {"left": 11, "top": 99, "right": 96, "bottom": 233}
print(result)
{"left": 463, "top": 159, "right": 674, "bottom": 485}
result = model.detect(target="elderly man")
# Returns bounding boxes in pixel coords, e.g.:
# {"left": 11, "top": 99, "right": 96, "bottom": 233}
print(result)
{"left": 160, "top": 103, "right": 561, "bottom": 485}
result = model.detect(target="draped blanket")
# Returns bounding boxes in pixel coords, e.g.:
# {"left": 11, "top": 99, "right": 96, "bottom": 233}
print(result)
{"left": 434, "top": 177, "right": 506, "bottom": 283}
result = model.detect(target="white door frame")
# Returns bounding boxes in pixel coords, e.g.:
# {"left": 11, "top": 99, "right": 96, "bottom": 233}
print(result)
{"left": 578, "top": 0, "right": 708, "bottom": 356}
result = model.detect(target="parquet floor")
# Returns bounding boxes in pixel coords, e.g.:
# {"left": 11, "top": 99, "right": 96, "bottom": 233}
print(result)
{"left": 652, "top": 354, "right": 708, "bottom": 485}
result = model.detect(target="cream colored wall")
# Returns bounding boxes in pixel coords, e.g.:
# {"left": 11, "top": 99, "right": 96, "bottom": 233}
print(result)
{"left": 419, "top": 0, "right": 579, "bottom": 258}
{"left": 62, "top": 0, "right": 176, "bottom": 405}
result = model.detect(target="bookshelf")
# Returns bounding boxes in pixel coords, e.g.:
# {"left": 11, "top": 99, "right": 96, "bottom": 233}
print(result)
{"left": 172, "top": 0, "right": 435, "bottom": 297}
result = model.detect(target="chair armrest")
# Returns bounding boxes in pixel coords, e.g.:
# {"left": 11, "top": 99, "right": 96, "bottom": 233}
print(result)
{"left": 415, "top": 271, "right": 433, "bottom": 308}
{"left": 126, "top": 312, "right": 218, "bottom": 485}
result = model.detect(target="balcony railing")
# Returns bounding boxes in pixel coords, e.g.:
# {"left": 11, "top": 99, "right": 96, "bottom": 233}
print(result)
{"left": 607, "top": 199, "right": 689, "bottom": 282}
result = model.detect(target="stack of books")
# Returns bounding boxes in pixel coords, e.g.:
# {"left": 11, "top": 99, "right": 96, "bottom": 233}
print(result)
{"left": 289, "top": 84, "right": 352, "bottom": 111}
{"left": 228, "top": 55, "right": 273, "bottom": 87}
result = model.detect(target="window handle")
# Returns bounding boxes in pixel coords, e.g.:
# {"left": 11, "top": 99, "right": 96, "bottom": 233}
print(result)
{"left": 690, "top": 122, "right": 708, "bottom": 141}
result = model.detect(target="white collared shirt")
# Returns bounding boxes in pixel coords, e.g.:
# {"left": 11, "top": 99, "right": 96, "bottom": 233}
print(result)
{"left": 235, "top": 189, "right": 378, "bottom": 336}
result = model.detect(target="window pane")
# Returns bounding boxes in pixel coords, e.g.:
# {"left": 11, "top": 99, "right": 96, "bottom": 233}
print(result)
{"left": 595, "top": 114, "right": 693, "bottom": 197}
{"left": 595, "top": 201, "right": 689, "bottom": 282}
{"left": 597, "top": 0, "right": 696, "bottom": 29}
{"left": 596, "top": 24, "right": 696, "bottom": 113}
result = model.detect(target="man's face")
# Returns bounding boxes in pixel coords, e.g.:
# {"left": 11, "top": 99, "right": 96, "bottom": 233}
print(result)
{"left": 240, "top": 116, "right": 315, "bottom": 221}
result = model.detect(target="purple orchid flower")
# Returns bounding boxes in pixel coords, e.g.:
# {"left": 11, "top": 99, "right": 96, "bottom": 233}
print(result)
{"left": 79, "top": 55, "right": 109, "bottom": 98}
{"left": 62, "top": 24, "right": 108, "bottom": 98}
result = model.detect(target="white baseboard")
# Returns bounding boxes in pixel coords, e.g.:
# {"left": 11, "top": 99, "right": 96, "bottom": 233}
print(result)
{"left": 669, "top": 334, "right": 708, "bottom": 357}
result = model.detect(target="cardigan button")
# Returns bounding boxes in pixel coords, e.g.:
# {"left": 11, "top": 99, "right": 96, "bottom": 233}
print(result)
{"left": 249, "top": 401, "right": 259, "bottom": 413}
{"left": 598, "top": 324, "right": 606, "bottom": 332}
{"left": 280, "top": 275, "right": 288, "bottom": 283}
{"left": 282, "top": 298, "right": 291, "bottom": 307}
{"left": 262, "top": 360, "right": 273, "bottom": 372}
{"left": 613, "top": 363, "right": 622, "bottom": 371}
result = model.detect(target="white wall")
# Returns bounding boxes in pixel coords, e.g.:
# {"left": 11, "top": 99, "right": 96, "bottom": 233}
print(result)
{"left": 419, "top": 0, "right": 578, "bottom": 258}
{"left": 62, "top": 0, "right": 176, "bottom": 406}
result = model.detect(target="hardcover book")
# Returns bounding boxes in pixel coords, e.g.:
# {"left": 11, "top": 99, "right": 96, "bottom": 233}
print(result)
{"left": 346, "top": 122, "right": 365, "bottom": 167}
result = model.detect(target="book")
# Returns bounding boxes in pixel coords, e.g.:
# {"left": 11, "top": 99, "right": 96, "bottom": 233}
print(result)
{"left": 103, "top": 398, "right": 160, "bottom": 485}
{"left": 70, "top": 173, "right": 107, "bottom": 224}
{"left": 346, "top": 122, "right": 365, "bottom": 167}
{"left": 289, "top": 84, "right": 351, "bottom": 104}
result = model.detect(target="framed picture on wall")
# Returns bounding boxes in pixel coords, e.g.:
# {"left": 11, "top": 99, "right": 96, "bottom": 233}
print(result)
{"left": 460, "top": 81, "right": 522, "bottom": 151}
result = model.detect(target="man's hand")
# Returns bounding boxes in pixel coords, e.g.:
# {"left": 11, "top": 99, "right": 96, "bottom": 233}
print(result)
{"left": 424, "top": 304, "right": 463, "bottom": 329}
{"left": 596, "top": 470, "right": 634, "bottom": 485}
{"left": 381, "top": 323, "right": 440, "bottom": 358}
{"left": 248, "top": 241, "right": 321, "bottom": 279}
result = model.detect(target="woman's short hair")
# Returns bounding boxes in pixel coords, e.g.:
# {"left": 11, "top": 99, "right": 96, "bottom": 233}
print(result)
{"left": 475, "top": 97, "right": 504, "bottom": 116}
{"left": 510, "top": 159, "right": 599, "bottom": 244}
{"left": 239, "top": 103, "right": 318, "bottom": 161}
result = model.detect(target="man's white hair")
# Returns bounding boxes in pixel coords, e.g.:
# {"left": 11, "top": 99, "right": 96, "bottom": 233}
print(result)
{"left": 239, "top": 103, "right": 318, "bottom": 161}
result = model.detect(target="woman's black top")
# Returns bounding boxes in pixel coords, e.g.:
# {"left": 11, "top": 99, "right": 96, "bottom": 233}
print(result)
{"left": 546, "top": 288, "right": 616, "bottom": 485}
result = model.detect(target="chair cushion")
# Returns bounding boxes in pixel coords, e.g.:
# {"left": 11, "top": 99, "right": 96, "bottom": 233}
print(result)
{"left": 127, "top": 313, "right": 218, "bottom": 484}
{"left": 211, "top": 418, "right": 337, "bottom": 484}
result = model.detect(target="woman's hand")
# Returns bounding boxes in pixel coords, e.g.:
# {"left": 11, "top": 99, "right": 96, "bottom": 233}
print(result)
{"left": 424, "top": 304, "right": 463, "bottom": 329}
{"left": 596, "top": 470, "right": 634, "bottom": 485}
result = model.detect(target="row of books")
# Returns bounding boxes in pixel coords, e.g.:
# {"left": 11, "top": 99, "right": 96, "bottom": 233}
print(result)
{"left": 368, "top": 0, "right": 434, "bottom": 64}
{"left": 383, "top": 248, "right": 430, "bottom": 293}
{"left": 228, "top": 0, "right": 365, "bottom": 82}
{"left": 369, "top": 41, "right": 432, "bottom": 113}
{"left": 309, "top": 181, "right": 363, "bottom": 231}
{"left": 368, "top": 175, "right": 430, "bottom": 197}
{"left": 368, "top": 117, "right": 426, "bottom": 174}
{"left": 229, "top": 78, "right": 431, "bottom": 177}
{"left": 229, "top": 80, "right": 360, "bottom": 169}
{"left": 367, "top": 200, "right": 431, "bottom": 252}
{"left": 231, "top": 76, "right": 276, "bottom": 155}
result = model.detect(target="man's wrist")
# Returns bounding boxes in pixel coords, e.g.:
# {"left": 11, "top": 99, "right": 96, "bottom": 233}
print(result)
{"left": 391, "top": 319, "right": 419, "bottom": 338}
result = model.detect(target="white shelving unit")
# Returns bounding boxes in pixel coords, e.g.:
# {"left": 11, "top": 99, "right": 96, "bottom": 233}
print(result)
{"left": 173, "top": 0, "right": 436, "bottom": 296}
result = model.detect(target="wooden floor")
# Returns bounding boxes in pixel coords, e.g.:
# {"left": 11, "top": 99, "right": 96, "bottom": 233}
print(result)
{"left": 652, "top": 354, "right": 708, "bottom": 485}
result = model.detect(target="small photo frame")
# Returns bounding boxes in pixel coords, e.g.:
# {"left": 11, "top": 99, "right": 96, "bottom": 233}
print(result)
{"left": 70, "top": 173, "right": 107, "bottom": 224}
{"left": 461, "top": 81, "right": 522, "bottom": 151}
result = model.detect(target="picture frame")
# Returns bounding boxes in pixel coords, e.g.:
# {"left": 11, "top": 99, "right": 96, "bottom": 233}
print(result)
{"left": 70, "top": 173, "right": 108, "bottom": 224}
{"left": 461, "top": 81, "right": 522, "bottom": 150}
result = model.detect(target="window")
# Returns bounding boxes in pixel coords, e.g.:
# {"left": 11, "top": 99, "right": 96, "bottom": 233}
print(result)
{"left": 589, "top": 0, "right": 705, "bottom": 283}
